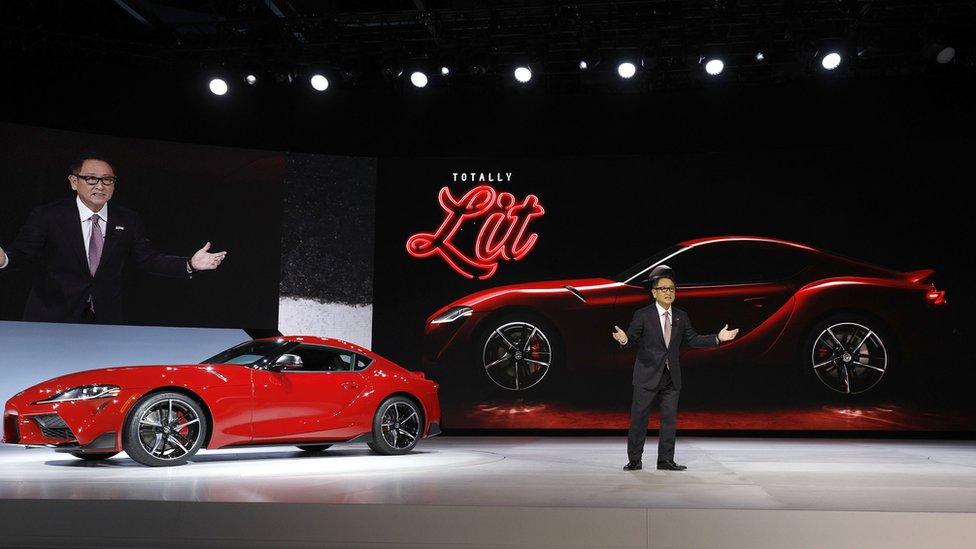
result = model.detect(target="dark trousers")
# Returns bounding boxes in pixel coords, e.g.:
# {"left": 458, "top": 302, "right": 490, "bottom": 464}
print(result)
{"left": 79, "top": 304, "right": 98, "bottom": 324}
{"left": 627, "top": 368, "right": 680, "bottom": 463}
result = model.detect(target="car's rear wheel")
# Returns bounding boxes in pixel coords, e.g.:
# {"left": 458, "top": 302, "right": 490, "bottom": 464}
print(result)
{"left": 367, "top": 396, "right": 423, "bottom": 455}
{"left": 477, "top": 314, "right": 559, "bottom": 393}
{"left": 806, "top": 317, "right": 889, "bottom": 395}
{"left": 70, "top": 452, "right": 118, "bottom": 461}
{"left": 123, "top": 392, "right": 207, "bottom": 467}
{"left": 296, "top": 444, "right": 333, "bottom": 452}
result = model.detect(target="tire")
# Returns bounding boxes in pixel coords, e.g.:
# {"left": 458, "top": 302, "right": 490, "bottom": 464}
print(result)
{"left": 296, "top": 444, "right": 333, "bottom": 452}
{"left": 367, "top": 396, "right": 423, "bottom": 455}
{"left": 123, "top": 392, "right": 208, "bottom": 467}
{"left": 475, "top": 313, "right": 560, "bottom": 393}
{"left": 70, "top": 452, "right": 118, "bottom": 461}
{"left": 804, "top": 315, "right": 891, "bottom": 396}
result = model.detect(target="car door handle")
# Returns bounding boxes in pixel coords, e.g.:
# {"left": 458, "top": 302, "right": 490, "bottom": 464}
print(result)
{"left": 743, "top": 297, "right": 767, "bottom": 308}
{"left": 341, "top": 381, "right": 360, "bottom": 390}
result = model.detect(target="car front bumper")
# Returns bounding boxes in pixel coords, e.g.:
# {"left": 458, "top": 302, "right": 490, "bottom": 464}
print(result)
{"left": 3, "top": 390, "right": 142, "bottom": 452}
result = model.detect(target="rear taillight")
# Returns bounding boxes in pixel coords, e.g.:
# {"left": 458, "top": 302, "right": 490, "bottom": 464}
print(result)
{"left": 926, "top": 284, "right": 946, "bottom": 305}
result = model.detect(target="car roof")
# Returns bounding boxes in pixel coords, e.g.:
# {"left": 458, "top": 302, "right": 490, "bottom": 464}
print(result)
{"left": 257, "top": 336, "right": 373, "bottom": 356}
{"left": 675, "top": 235, "right": 904, "bottom": 278}
{"left": 677, "top": 236, "right": 819, "bottom": 251}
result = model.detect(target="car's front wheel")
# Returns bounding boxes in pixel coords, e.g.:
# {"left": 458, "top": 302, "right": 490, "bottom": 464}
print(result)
{"left": 123, "top": 392, "right": 208, "bottom": 467}
{"left": 806, "top": 317, "right": 890, "bottom": 395}
{"left": 367, "top": 396, "right": 423, "bottom": 455}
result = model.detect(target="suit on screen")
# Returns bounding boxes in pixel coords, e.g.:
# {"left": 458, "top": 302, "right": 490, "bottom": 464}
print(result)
{"left": 2, "top": 197, "right": 189, "bottom": 323}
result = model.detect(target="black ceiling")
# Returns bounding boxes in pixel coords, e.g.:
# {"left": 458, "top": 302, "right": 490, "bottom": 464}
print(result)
{"left": 3, "top": 1, "right": 975, "bottom": 92}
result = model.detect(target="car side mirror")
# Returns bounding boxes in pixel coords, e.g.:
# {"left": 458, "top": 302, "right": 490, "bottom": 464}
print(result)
{"left": 270, "top": 353, "right": 303, "bottom": 372}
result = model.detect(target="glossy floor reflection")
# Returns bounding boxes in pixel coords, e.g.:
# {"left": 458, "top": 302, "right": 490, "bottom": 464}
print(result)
{"left": 443, "top": 400, "right": 976, "bottom": 429}
{"left": 2, "top": 437, "right": 975, "bottom": 512}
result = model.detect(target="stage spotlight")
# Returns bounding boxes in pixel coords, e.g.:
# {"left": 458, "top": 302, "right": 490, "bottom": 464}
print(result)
{"left": 441, "top": 66, "right": 450, "bottom": 76}
{"left": 310, "top": 74, "right": 329, "bottom": 91}
{"left": 410, "top": 71, "right": 429, "bottom": 88}
{"left": 340, "top": 69, "right": 361, "bottom": 86}
{"left": 381, "top": 61, "right": 404, "bottom": 80}
{"left": 579, "top": 60, "right": 588, "bottom": 70}
{"left": 755, "top": 51, "right": 765, "bottom": 62}
{"left": 704, "top": 58, "right": 724, "bottom": 75}
{"left": 514, "top": 66, "right": 532, "bottom": 83}
{"left": 617, "top": 62, "right": 637, "bottom": 79}
{"left": 209, "top": 78, "right": 228, "bottom": 96}
{"left": 245, "top": 74, "right": 257, "bottom": 85}
{"left": 936, "top": 46, "right": 955, "bottom": 64}
{"left": 922, "top": 43, "right": 956, "bottom": 65}
{"left": 821, "top": 52, "right": 842, "bottom": 70}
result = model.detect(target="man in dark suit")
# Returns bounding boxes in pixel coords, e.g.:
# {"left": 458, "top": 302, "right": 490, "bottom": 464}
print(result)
{"left": 612, "top": 266, "right": 738, "bottom": 471}
{"left": 0, "top": 155, "right": 227, "bottom": 324}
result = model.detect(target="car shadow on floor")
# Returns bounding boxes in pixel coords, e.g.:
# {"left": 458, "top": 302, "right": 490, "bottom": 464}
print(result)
{"left": 45, "top": 448, "right": 436, "bottom": 467}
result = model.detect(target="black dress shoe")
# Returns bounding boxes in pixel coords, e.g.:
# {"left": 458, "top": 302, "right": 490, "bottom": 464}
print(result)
{"left": 656, "top": 460, "right": 687, "bottom": 471}
{"left": 623, "top": 461, "right": 642, "bottom": 471}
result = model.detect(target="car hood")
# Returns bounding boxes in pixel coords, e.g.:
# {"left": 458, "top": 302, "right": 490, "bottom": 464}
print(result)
{"left": 432, "top": 277, "right": 619, "bottom": 315}
{"left": 10, "top": 364, "right": 238, "bottom": 403}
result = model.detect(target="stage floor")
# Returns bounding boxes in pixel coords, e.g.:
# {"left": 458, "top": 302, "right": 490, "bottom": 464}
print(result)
{"left": 2, "top": 437, "right": 975, "bottom": 513}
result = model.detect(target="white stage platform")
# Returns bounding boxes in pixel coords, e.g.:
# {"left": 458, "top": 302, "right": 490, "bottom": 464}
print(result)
{"left": 1, "top": 437, "right": 974, "bottom": 548}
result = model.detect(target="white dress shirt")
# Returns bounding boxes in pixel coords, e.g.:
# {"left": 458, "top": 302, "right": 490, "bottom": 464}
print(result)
{"left": 655, "top": 302, "right": 673, "bottom": 343}
{"left": 77, "top": 196, "right": 108, "bottom": 259}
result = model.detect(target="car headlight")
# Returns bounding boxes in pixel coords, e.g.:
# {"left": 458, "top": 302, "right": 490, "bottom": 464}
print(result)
{"left": 34, "top": 385, "right": 121, "bottom": 404}
{"left": 430, "top": 306, "right": 473, "bottom": 324}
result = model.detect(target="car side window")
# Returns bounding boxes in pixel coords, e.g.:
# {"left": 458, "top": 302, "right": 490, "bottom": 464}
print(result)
{"left": 290, "top": 344, "right": 354, "bottom": 372}
{"left": 354, "top": 354, "right": 373, "bottom": 372}
{"left": 665, "top": 242, "right": 813, "bottom": 285}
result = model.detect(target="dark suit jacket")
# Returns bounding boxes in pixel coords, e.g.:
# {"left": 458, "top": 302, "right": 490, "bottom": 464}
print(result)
{"left": 621, "top": 304, "right": 719, "bottom": 390}
{"left": 2, "top": 197, "right": 189, "bottom": 323}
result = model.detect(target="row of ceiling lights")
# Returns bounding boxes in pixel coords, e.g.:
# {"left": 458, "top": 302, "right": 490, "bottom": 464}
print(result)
{"left": 206, "top": 45, "right": 957, "bottom": 95}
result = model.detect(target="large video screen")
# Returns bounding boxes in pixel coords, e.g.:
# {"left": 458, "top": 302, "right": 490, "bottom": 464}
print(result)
{"left": 373, "top": 146, "right": 973, "bottom": 431}
{"left": 0, "top": 123, "right": 375, "bottom": 345}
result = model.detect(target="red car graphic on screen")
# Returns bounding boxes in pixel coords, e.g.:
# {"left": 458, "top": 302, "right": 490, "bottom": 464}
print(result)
{"left": 423, "top": 236, "right": 947, "bottom": 395}
{"left": 4, "top": 337, "right": 441, "bottom": 466}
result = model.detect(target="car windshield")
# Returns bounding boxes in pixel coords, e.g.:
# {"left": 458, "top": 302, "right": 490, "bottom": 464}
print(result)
{"left": 614, "top": 246, "right": 683, "bottom": 282}
{"left": 201, "top": 340, "right": 296, "bottom": 368}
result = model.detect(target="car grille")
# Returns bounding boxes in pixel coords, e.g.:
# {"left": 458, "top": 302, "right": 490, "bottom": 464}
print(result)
{"left": 3, "top": 413, "right": 19, "bottom": 443}
{"left": 33, "top": 414, "right": 75, "bottom": 441}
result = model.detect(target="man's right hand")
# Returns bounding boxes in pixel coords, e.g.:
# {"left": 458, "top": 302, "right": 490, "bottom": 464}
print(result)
{"left": 612, "top": 325, "right": 628, "bottom": 345}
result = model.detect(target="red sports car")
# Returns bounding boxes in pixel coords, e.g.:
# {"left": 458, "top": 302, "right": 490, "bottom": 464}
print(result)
{"left": 423, "top": 236, "right": 947, "bottom": 395}
{"left": 4, "top": 336, "right": 441, "bottom": 466}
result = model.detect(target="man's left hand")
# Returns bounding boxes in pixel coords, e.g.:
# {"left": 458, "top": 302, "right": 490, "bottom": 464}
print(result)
{"left": 190, "top": 242, "right": 227, "bottom": 271}
{"left": 718, "top": 324, "right": 739, "bottom": 342}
